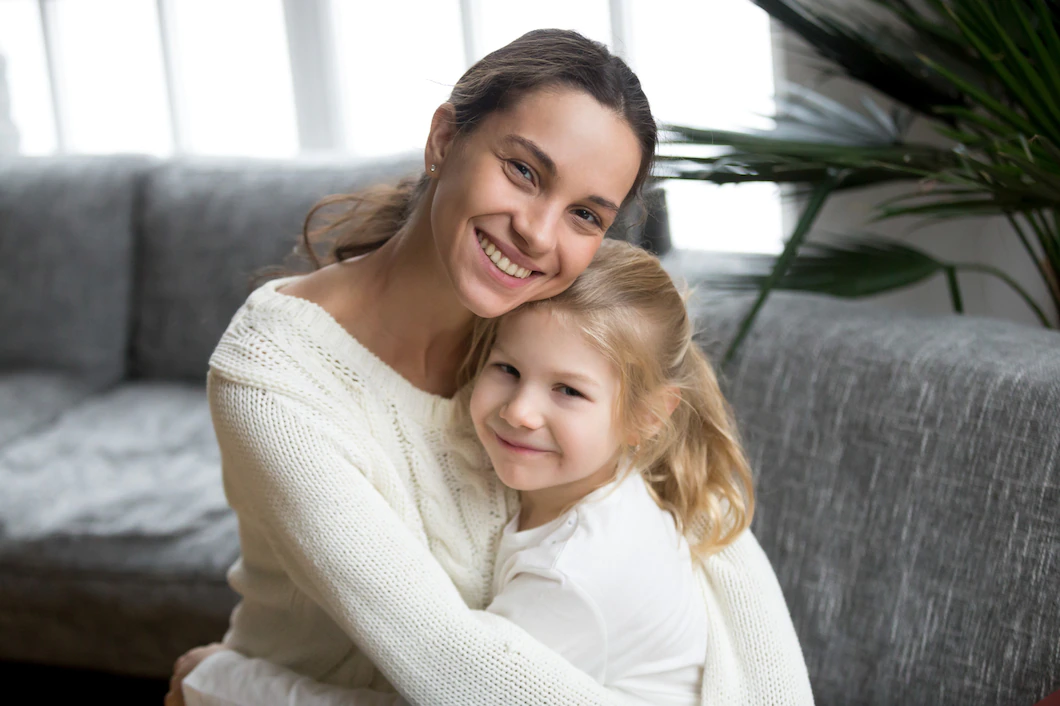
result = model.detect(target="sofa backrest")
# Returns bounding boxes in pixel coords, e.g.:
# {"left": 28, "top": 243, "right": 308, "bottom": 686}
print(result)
{"left": 131, "top": 155, "right": 421, "bottom": 381}
{"left": 0, "top": 156, "right": 153, "bottom": 387}
{"left": 694, "top": 291, "right": 1060, "bottom": 706}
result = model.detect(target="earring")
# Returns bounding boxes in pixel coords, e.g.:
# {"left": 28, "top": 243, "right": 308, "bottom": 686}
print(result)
{"left": 429, "top": 164, "right": 437, "bottom": 173}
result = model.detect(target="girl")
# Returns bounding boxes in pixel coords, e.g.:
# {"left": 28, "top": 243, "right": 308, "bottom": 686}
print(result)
{"left": 178, "top": 240, "right": 814, "bottom": 705}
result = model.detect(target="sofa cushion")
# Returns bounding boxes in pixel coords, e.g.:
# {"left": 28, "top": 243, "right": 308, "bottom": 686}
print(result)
{"left": 0, "top": 371, "right": 104, "bottom": 449}
{"left": 0, "top": 156, "right": 152, "bottom": 386}
{"left": 692, "top": 292, "right": 1060, "bottom": 706}
{"left": 0, "top": 381, "right": 238, "bottom": 676}
{"left": 133, "top": 155, "right": 421, "bottom": 381}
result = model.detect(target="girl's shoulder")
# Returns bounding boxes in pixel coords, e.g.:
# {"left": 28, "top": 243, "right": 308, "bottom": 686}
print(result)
{"left": 498, "top": 475, "right": 691, "bottom": 591}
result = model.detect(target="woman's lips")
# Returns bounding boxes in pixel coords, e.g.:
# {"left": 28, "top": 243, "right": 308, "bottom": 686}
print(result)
{"left": 474, "top": 228, "right": 543, "bottom": 289}
{"left": 493, "top": 430, "right": 551, "bottom": 455}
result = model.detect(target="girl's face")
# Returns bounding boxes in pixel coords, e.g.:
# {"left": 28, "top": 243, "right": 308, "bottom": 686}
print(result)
{"left": 426, "top": 87, "right": 642, "bottom": 319}
{"left": 469, "top": 307, "right": 626, "bottom": 498}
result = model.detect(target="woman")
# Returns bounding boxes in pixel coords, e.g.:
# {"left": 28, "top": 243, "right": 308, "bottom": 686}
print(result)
{"left": 169, "top": 29, "right": 811, "bottom": 706}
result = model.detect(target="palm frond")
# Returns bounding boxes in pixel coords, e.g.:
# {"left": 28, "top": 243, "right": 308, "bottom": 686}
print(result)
{"left": 701, "top": 235, "right": 945, "bottom": 297}
{"left": 751, "top": 0, "right": 966, "bottom": 119}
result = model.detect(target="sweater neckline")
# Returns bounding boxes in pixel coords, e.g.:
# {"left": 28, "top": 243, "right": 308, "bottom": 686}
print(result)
{"left": 251, "top": 275, "right": 457, "bottom": 425}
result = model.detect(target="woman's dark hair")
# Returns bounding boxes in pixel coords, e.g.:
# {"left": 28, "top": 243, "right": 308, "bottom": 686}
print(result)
{"left": 299, "top": 28, "right": 657, "bottom": 267}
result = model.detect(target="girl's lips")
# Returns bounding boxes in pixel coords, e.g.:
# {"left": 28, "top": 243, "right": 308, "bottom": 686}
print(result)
{"left": 493, "top": 430, "right": 550, "bottom": 455}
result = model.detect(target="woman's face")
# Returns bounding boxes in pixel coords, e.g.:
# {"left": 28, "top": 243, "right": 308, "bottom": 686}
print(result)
{"left": 426, "top": 87, "right": 642, "bottom": 319}
{"left": 469, "top": 307, "right": 624, "bottom": 497}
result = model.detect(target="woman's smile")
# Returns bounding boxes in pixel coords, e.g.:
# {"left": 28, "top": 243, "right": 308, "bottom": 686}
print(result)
{"left": 476, "top": 228, "right": 537, "bottom": 279}
{"left": 474, "top": 227, "right": 543, "bottom": 288}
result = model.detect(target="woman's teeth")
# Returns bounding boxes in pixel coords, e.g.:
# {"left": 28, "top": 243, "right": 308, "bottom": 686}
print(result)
{"left": 478, "top": 233, "right": 532, "bottom": 279}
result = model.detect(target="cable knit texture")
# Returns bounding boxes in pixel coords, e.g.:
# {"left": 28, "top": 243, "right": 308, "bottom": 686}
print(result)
{"left": 205, "top": 275, "right": 814, "bottom": 705}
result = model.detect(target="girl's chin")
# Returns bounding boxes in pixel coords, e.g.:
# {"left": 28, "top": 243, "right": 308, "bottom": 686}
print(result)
{"left": 490, "top": 463, "right": 544, "bottom": 492}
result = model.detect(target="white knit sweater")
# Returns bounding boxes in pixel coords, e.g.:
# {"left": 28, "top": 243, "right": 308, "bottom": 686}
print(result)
{"left": 201, "top": 275, "right": 815, "bottom": 705}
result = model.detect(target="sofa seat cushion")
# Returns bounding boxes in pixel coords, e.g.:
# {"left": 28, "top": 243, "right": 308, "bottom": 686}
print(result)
{"left": 0, "top": 381, "right": 238, "bottom": 677}
{"left": 0, "top": 371, "right": 104, "bottom": 449}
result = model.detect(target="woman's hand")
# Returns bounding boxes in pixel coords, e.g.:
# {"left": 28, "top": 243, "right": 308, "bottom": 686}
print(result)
{"left": 164, "top": 642, "right": 229, "bottom": 706}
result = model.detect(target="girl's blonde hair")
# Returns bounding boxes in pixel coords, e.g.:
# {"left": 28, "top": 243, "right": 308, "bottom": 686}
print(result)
{"left": 454, "top": 239, "right": 755, "bottom": 558}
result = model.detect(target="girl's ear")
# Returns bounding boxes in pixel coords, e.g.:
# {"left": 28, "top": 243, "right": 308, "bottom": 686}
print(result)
{"left": 662, "top": 386, "right": 681, "bottom": 417}
{"left": 627, "top": 386, "right": 681, "bottom": 447}
{"left": 425, "top": 103, "right": 458, "bottom": 174}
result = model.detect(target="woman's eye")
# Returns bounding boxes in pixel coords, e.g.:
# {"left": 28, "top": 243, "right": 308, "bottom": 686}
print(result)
{"left": 558, "top": 385, "right": 584, "bottom": 398}
{"left": 509, "top": 160, "right": 534, "bottom": 183}
{"left": 495, "top": 363, "right": 519, "bottom": 377}
{"left": 573, "top": 208, "right": 600, "bottom": 227}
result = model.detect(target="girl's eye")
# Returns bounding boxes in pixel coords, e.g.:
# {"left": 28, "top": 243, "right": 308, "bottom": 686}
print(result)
{"left": 558, "top": 385, "right": 584, "bottom": 399}
{"left": 573, "top": 208, "right": 601, "bottom": 228}
{"left": 495, "top": 362, "right": 519, "bottom": 378}
{"left": 509, "top": 160, "right": 534, "bottom": 183}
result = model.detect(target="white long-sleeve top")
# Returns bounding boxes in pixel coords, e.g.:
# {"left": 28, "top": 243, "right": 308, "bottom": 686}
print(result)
{"left": 186, "top": 275, "right": 815, "bottom": 706}
{"left": 488, "top": 471, "right": 707, "bottom": 704}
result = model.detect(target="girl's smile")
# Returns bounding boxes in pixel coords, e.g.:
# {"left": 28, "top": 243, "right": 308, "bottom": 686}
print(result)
{"left": 491, "top": 429, "right": 553, "bottom": 455}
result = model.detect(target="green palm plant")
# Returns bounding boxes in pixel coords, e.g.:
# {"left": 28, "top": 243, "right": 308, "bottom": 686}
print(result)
{"left": 660, "top": 0, "right": 1060, "bottom": 362}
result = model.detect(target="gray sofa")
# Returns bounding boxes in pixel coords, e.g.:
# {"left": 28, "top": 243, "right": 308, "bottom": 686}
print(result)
{"left": 1, "top": 155, "right": 1057, "bottom": 706}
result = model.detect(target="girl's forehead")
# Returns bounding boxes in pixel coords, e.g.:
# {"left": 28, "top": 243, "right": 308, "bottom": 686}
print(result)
{"left": 497, "top": 305, "right": 576, "bottom": 339}
{"left": 495, "top": 307, "right": 610, "bottom": 369}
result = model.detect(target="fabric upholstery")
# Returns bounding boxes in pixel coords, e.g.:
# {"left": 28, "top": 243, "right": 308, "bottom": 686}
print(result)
{"left": 0, "top": 371, "right": 104, "bottom": 449}
{"left": 0, "top": 381, "right": 238, "bottom": 675}
{"left": 691, "top": 292, "right": 1060, "bottom": 706}
{"left": 133, "top": 155, "right": 422, "bottom": 381}
{"left": 0, "top": 156, "right": 152, "bottom": 387}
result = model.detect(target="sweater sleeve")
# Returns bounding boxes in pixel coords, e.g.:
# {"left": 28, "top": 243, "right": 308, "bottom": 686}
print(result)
{"left": 209, "top": 373, "right": 630, "bottom": 706}
{"left": 183, "top": 649, "right": 407, "bottom": 706}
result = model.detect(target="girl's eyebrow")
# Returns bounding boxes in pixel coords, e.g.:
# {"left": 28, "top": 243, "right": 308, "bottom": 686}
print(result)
{"left": 554, "top": 370, "right": 600, "bottom": 389}
{"left": 503, "top": 134, "right": 620, "bottom": 214}
{"left": 491, "top": 342, "right": 600, "bottom": 389}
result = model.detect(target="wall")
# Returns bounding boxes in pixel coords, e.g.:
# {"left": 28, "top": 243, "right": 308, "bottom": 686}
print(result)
{"left": 770, "top": 9, "right": 1057, "bottom": 328}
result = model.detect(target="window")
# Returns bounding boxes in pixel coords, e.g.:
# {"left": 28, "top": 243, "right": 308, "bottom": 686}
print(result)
{"left": 0, "top": 0, "right": 780, "bottom": 252}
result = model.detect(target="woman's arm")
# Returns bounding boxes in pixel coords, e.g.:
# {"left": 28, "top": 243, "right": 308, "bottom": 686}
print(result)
{"left": 210, "top": 374, "right": 626, "bottom": 706}
{"left": 182, "top": 649, "right": 407, "bottom": 706}
{"left": 171, "top": 572, "right": 609, "bottom": 706}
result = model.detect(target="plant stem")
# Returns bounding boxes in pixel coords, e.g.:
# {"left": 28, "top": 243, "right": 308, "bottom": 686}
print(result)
{"left": 956, "top": 263, "right": 1054, "bottom": 328}
{"left": 1028, "top": 209, "right": 1060, "bottom": 269}
{"left": 723, "top": 175, "right": 840, "bottom": 365}
{"left": 945, "top": 266, "right": 964, "bottom": 313}
{"left": 1006, "top": 213, "right": 1060, "bottom": 317}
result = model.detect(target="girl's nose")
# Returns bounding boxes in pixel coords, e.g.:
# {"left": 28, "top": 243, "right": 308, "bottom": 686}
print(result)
{"left": 499, "top": 387, "right": 544, "bottom": 430}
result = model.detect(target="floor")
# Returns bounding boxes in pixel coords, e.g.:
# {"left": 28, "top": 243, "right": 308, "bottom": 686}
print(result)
{"left": 0, "top": 660, "right": 170, "bottom": 703}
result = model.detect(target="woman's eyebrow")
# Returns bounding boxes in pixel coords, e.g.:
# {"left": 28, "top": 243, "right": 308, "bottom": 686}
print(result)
{"left": 504, "top": 134, "right": 556, "bottom": 176}
{"left": 503, "top": 134, "right": 621, "bottom": 214}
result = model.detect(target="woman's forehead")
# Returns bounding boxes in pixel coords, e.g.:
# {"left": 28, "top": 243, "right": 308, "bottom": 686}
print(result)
{"left": 482, "top": 87, "right": 641, "bottom": 202}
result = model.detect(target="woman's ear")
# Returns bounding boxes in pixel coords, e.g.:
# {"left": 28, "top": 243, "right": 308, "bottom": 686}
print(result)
{"left": 425, "top": 103, "right": 458, "bottom": 174}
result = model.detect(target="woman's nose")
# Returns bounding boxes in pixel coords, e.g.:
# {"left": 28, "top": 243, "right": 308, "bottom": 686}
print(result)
{"left": 512, "top": 201, "right": 561, "bottom": 256}
{"left": 499, "top": 387, "right": 544, "bottom": 430}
